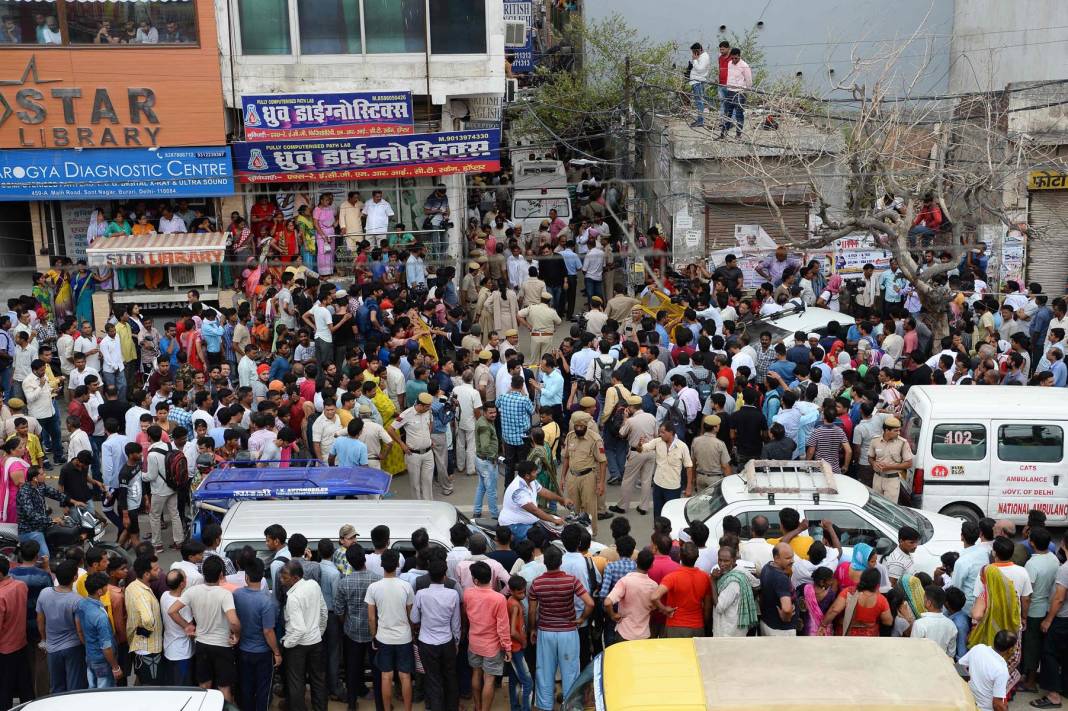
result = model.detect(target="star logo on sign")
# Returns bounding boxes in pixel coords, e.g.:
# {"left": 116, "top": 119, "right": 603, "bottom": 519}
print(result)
{"left": 0, "top": 55, "right": 62, "bottom": 127}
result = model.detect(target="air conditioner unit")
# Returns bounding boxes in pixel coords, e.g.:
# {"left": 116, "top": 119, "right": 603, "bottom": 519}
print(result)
{"left": 505, "top": 21, "right": 527, "bottom": 47}
{"left": 506, "top": 78, "right": 519, "bottom": 103}
{"left": 169, "top": 264, "right": 212, "bottom": 288}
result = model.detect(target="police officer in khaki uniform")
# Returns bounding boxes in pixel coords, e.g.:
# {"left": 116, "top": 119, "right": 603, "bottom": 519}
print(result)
{"left": 568, "top": 396, "right": 601, "bottom": 437}
{"left": 518, "top": 291, "right": 563, "bottom": 364}
{"left": 461, "top": 261, "right": 482, "bottom": 320}
{"left": 499, "top": 329, "right": 522, "bottom": 361}
{"left": 868, "top": 415, "right": 914, "bottom": 501}
{"left": 560, "top": 415, "right": 607, "bottom": 536}
{"left": 691, "top": 414, "right": 733, "bottom": 489}
{"left": 388, "top": 391, "right": 436, "bottom": 501}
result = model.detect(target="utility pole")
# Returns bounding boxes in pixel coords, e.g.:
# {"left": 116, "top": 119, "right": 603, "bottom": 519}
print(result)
{"left": 622, "top": 55, "right": 632, "bottom": 181}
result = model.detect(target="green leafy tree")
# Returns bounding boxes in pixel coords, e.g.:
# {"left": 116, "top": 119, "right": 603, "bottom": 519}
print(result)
{"left": 513, "top": 14, "right": 681, "bottom": 150}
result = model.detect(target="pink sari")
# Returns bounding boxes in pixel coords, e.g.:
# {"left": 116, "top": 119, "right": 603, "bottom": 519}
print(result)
{"left": 1, "top": 456, "right": 27, "bottom": 523}
{"left": 804, "top": 583, "right": 833, "bottom": 636}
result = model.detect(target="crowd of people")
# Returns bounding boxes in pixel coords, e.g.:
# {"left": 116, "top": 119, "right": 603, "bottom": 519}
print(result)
{"left": 1, "top": 174, "right": 1067, "bottom": 711}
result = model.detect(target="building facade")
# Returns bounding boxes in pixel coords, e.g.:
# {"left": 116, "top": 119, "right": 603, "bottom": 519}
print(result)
{"left": 0, "top": 0, "right": 230, "bottom": 302}
{"left": 214, "top": 0, "right": 507, "bottom": 266}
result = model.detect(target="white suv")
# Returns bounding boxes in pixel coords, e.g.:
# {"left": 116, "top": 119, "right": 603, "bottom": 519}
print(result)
{"left": 662, "top": 461, "right": 963, "bottom": 576}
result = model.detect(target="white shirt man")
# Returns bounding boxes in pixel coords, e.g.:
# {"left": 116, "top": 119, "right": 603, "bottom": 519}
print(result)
{"left": 310, "top": 302, "right": 333, "bottom": 344}
{"left": 100, "top": 334, "right": 124, "bottom": 375}
{"left": 73, "top": 333, "right": 101, "bottom": 374}
{"left": 507, "top": 253, "right": 529, "bottom": 290}
{"left": 159, "top": 214, "right": 187, "bottom": 234}
{"left": 911, "top": 611, "right": 959, "bottom": 658}
{"left": 362, "top": 196, "right": 395, "bottom": 237}
{"left": 498, "top": 475, "right": 542, "bottom": 527}
{"left": 689, "top": 48, "right": 711, "bottom": 85}
{"left": 959, "top": 644, "right": 1010, "bottom": 711}
{"left": 283, "top": 576, "right": 328, "bottom": 648}
{"left": 583, "top": 246, "right": 605, "bottom": 281}
{"left": 56, "top": 330, "right": 76, "bottom": 378}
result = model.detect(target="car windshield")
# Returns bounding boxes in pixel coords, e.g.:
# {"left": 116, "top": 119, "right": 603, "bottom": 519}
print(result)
{"left": 743, "top": 319, "right": 791, "bottom": 343}
{"left": 863, "top": 493, "right": 933, "bottom": 544}
{"left": 684, "top": 480, "right": 728, "bottom": 524}
{"left": 513, "top": 197, "right": 570, "bottom": 219}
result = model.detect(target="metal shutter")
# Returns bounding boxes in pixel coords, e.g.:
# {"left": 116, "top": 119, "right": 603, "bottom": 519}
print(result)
{"left": 1028, "top": 191, "right": 1068, "bottom": 294}
{"left": 704, "top": 203, "right": 809, "bottom": 254}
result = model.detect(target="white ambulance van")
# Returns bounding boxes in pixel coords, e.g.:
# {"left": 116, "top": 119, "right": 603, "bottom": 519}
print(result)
{"left": 901, "top": 385, "right": 1068, "bottom": 525}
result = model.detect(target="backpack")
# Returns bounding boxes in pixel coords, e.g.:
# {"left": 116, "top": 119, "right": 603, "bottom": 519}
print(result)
{"left": 163, "top": 446, "right": 191, "bottom": 491}
{"left": 605, "top": 386, "right": 627, "bottom": 440}
{"left": 592, "top": 355, "right": 617, "bottom": 393}
{"left": 665, "top": 396, "right": 688, "bottom": 437}
{"left": 691, "top": 370, "right": 713, "bottom": 405}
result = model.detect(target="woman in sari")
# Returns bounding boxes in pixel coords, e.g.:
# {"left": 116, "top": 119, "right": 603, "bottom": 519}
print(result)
{"left": 272, "top": 214, "right": 298, "bottom": 265}
{"left": 71, "top": 261, "right": 97, "bottom": 326}
{"left": 49, "top": 258, "right": 73, "bottom": 321}
{"left": 31, "top": 272, "right": 54, "bottom": 323}
{"left": 296, "top": 205, "right": 317, "bottom": 272}
{"left": 527, "top": 427, "right": 558, "bottom": 511}
{"left": 106, "top": 212, "right": 135, "bottom": 290}
{"left": 816, "top": 274, "right": 843, "bottom": 311}
{"left": 0, "top": 438, "right": 27, "bottom": 529}
{"left": 133, "top": 213, "right": 165, "bottom": 289}
{"left": 834, "top": 542, "right": 876, "bottom": 591}
{"left": 313, "top": 193, "right": 336, "bottom": 277}
{"left": 970, "top": 564, "right": 1023, "bottom": 694}
{"left": 803, "top": 566, "right": 837, "bottom": 636}
{"left": 822, "top": 567, "right": 891, "bottom": 636}
{"left": 894, "top": 573, "right": 927, "bottom": 635}
{"left": 370, "top": 383, "right": 406, "bottom": 477}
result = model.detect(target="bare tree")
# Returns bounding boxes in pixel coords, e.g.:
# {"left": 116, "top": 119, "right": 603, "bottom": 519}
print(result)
{"left": 699, "top": 46, "right": 1062, "bottom": 338}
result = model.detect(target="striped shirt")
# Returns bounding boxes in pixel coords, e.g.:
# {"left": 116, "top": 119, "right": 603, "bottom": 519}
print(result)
{"left": 808, "top": 423, "right": 848, "bottom": 475}
{"left": 529, "top": 570, "right": 587, "bottom": 632}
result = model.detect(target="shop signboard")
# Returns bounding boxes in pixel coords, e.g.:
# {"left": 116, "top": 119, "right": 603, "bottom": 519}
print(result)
{"left": 241, "top": 92, "right": 415, "bottom": 140}
{"left": 0, "top": 146, "right": 234, "bottom": 201}
{"left": 231, "top": 129, "right": 501, "bottom": 184}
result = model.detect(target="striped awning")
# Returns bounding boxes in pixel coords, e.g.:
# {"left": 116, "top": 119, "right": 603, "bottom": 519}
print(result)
{"left": 86, "top": 232, "right": 226, "bottom": 267}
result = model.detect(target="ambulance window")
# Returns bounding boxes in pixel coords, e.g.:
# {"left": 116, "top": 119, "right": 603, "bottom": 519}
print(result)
{"left": 900, "top": 403, "right": 921, "bottom": 454}
{"left": 998, "top": 424, "right": 1063, "bottom": 463}
{"left": 931, "top": 424, "right": 986, "bottom": 460}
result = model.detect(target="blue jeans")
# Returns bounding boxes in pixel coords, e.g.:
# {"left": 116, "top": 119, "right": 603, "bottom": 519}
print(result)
{"left": 534, "top": 629, "right": 580, "bottom": 711}
{"left": 547, "top": 285, "right": 563, "bottom": 313}
{"left": 652, "top": 482, "right": 682, "bottom": 520}
{"left": 603, "top": 432, "right": 627, "bottom": 482}
{"left": 101, "top": 369, "right": 127, "bottom": 402}
{"left": 239, "top": 650, "right": 274, "bottom": 711}
{"left": 508, "top": 648, "right": 533, "bottom": 711}
{"left": 508, "top": 523, "right": 534, "bottom": 542}
{"left": 19, "top": 531, "right": 48, "bottom": 560}
{"left": 473, "top": 456, "right": 499, "bottom": 517}
{"left": 39, "top": 411, "right": 63, "bottom": 462}
{"left": 0, "top": 367, "right": 11, "bottom": 400}
{"left": 584, "top": 278, "right": 603, "bottom": 307}
{"left": 87, "top": 659, "right": 116, "bottom": 688}
{"left": 691, "top": 81, "right": 706, "bottom": 122}
{"left": 89, "top": 435, "right": 105, "bottom": 483}
{"left": 47, "top": 645, "right": 87, "bottom": 693}
{"left": 721, "top": 90, "right": 745, "bottom": 133}
{"left": 166, "top": 656, "right": 193, "bottom": 686}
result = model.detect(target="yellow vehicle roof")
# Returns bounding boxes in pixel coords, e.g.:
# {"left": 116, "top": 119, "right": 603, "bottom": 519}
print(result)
{"left": 602, "top": 638, "right": 976, "bottom": 711}
{"left": 638, "top": 289, "right": 684, "bottom": 342}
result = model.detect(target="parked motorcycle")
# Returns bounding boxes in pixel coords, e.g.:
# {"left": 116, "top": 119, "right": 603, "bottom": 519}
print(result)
{"left": 0, "top": 506, "right": 130, "bottom": 563}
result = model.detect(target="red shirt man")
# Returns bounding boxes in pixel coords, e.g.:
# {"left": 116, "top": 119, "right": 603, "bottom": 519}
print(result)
{"left": 653, "top": 543, "right": 712, "bottom": 635}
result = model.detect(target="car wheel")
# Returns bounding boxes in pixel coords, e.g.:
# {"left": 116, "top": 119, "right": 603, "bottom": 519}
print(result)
{"left": 940, "top": 503, "right": 982, "bottom": 525}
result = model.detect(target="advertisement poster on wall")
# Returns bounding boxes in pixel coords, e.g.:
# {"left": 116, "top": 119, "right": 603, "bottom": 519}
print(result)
{"left": 980, "top": 224, "right": 1026, "bottom": 292}
{"left": 232, "top": 129, "right": 501, "bottom": 183}
{"left": 61, "top": 201, "right": 96, "bottom": 262}
{"left": 241, "top": 92, "right": 415, "bottom": 140}
{"left": 709, "top": 229, "right": 890, "bottom": 287}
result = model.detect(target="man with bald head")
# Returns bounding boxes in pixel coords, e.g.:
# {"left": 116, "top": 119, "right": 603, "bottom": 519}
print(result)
{"left": 758, "top": 542, "right": 797, "bottom": 636}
